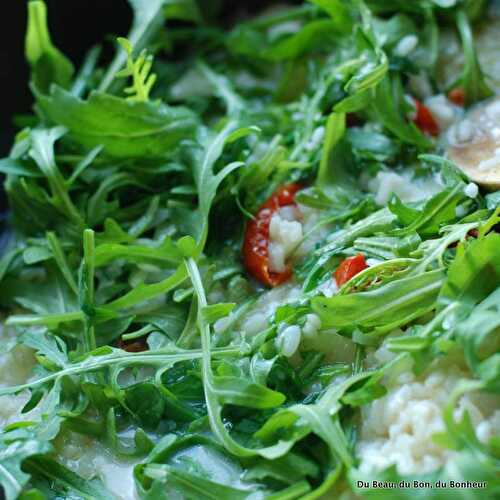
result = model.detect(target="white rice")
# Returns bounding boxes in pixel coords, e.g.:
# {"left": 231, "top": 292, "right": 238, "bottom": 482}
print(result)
{"left": 463, "top": 182, "right": 479, "bottom": 198}
{"left": 276, "top": 324, "right": 302, "bottom": 357}
{"left": 368, "top": 170, "right": 443, "bottom": 206}
{"left": 240, "top": 283, "right": 302, "bottom": 337}
{"left": 0, "top": 324, "right": 38, "bottom": 428}
{"left": 394, "top": 35, "right": 418, "bottom": 57}
{"left": 357, "top": 367, "right": 500, "bottom": 476}
{"left": 268, "top": 208, "right": 304, "bottom": 273}
{"left": 423, "top": 94, "right": 458, "bottom": 131}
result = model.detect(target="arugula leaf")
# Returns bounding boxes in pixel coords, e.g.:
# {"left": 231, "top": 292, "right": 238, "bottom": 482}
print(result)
{"left": 2, "top": 1, "right": 500, "bottom": 498}
{"left": 79, "top": 229, "right": 97, "bottom": 352}
{"left": 312, "top": 269, "right": 445, "bottom": 333}
{"left": 0, "top": 440, "right": 51, "bottom": 500}
{"left": 125, "top": 383, "right": 166, "bottom": 429}
{"left": 36, "top": 86, "right": 198, "bottom": 158}
{"left": 455, "top": 9, "right": 492, "bottom": 105}
{"left": 439, "top": 233, "right": 500, "bottom": 308}
{"left": 455, "top": 289, "right": 500, "bottom": 390}
{"left": 29, "top": 127, "right": 84, "bottom": 229}
{"left": 186, "top": 258, "right": 287, "bottom": 455}
{"left": 187, "top": 124, "right": 257, "bottom": 249}
{"left": 316, "top": 113, "right": 347, "bottom": 188}
{"left": 24, "top": 456, "right": 114, "bottom": 500}
{"left": 46, "top": 231, "right": 78, "bottom": 294}
{"left": 144, "top": 463, "right": 275, "bottom": 499}
{"left": 20, "top": 329, "right": 68, "bottom": 370}
{"left": 309, "top": 0, "right": 355, "bottom": 33}
{"left": 94, "top": 237, "right": 181, "bottom": 268}
{"left": 370, "top": 74, "right": 431, "bottom": 148}
{"left": 25, "top": 0, "right": 74, "bottom": 93}
{"left": 99, "top": 0, "right": 168, "bottom": 93}
{"left": 303, "top": 208, "right": 396, "bottom": 291}
{"left": 264, "top": 20, "right": 342, "bottom": 61}
{"left": 197, "top": 62, "right": 244, "bottom": 116}
{"left": 390, "top": 183, "right": 466, "bottom": 236}
{"left": 115, "top": 37, "right": 157, "bottom": 102}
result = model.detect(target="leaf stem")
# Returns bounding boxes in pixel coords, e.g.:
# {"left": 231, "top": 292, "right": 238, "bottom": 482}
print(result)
{"left": 82, "top": 229, "right": 96, "bottom": 352}
{"left": 6, "top": 311, "right": 84, "bottom": 327}
{"left": 47, "top": 231, "right": 78, "bottom": 294}
{"left": 0, "top": 346, "right": 240, "bottom": 396}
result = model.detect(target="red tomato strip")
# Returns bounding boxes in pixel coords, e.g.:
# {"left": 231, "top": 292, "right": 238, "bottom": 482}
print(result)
{"left": 117, "top": 338, "right": 148, "bottom": 352}
{"left": 413, "top": 99, "right": 440, "bottom": 136}
{"left": 334, "top": 254, "right": 368, "bottom": 287}
{"left": 448, "top": 87, "right": 465, "bottom": 107}
{"left": 243, "top": 183, "right": 302, "bottom": 287}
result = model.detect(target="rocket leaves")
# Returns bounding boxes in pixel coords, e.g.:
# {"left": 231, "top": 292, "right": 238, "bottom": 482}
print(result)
{"left": 25, "top": 0, "right": 74, "bottom": 93}
{"left": 36, "top": 86, "right": 198, "bottom": 159}
{"left": 0, "top": 440, "right": 52, "bottom": 500}
{"left": 1, "top": 0, "right": 499, "bottom": 499}
{"left": 312, "top": 269, "right": 445, "bottom": 333}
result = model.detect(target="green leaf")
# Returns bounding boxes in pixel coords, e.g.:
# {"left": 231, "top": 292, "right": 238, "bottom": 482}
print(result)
{"left": 388, "top": 195, "right": 421, "bottom": 226}
{"left": 3, "top": 262, "right": 79, "bottom": 320}
{"left": 197, "top": 61, "right": 244, "bottom": 116}
{"left": 86, "top": 173, "right": 139, "bottom": 226}
{"left": 347, "top": 127, "right": 400, "bottom": 162}
{"left": 142, "top": 463, "right": 254, "bottom": 500}
{"left": 46, "top": 231, "right": 78, "bottom": 294}
{"left": 116, "top": 37, "right": 157, "bottom": 102}
{"left": 36, "top": 86, "right": 198, "bottom": 158}
{"left": 0, "top": 345, "right": 239, "bottom": 397}
{"left": 79, "top": 229, "right": 97, "bottom": 352}
{"left": 343, "top": 35, "right": 388, "bottom": 97}
{"left": 316, "top": 113, "right": 347, "bottom": 188}
{"left": 18, "top": 489, "right": 45, "bottom": 500}
{"left": 0, "top": 440, "right": 52, "bottom": 500}
{"left": 23, "top": 246, "right": 52, "bottom": 265}
{"left": 439, "top": 233, "right": 500, "bottom": 308}
{"left": 243, "top": 452, "right": 319, "bottom": 485}
{"left": 0, "top": 158, "right": 42, "bottom": 178}
{"left": 20, "top": 329, "right": 68, "bottom": 369}
{"left": 309, "top": 0, "right": 355, "bottom": 33}
{"left": 200, "top": 303, "right": 235, "bottom": 325}
{"left": 25, "top": 456, "right": 115, "bottom": 500}
{"left": 94, "top": 237, "right": 182, "bottom": 268}
{"left": 189, "top": 122, "right": 252, "bottom": 249}
{"left": 315, "top": 208, "right": 396, "bottom": 258}
{"left": 303, "top": 208, "right": 395, "bottom": 291}
{"left": 455, "top": 288, "right": 500, "bottom": 389}
{"left": 106, "top": 264, "right": 188, "bottom": 311}
{"left": 211, "top": 376, "right": 285, "bottom": 409}
{"left": 370, "top": 74, "right": 431, "bottom": 149}
{"left": 455, "top": 10, "right": 492, "bottom": 105}
{"left": 391, "top": 184, "right": 465, "bottom": 236}
{"left": 312, "top": 269, "right": 445, "bottom": 333}
{"left": 125, "top": 383, "right": 166, "bottom": 429}
{"left": 25, "top": 0, "right": 74, "bottom": 92}
{"left": 264, "top": 20, "right": 342, "bottom": 61}
{"left": 29, "top": 127, "right": 84, "bottom": 228}
{"left": 99, "top": 0, "right": 168, "bottom": 93}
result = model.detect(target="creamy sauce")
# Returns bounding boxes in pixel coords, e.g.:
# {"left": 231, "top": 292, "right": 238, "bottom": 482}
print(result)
{"left": 55, "top": 431, "right": 138, "bottom": 500}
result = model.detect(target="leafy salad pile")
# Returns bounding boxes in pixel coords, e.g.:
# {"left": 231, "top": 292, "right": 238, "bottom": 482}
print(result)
{"left": 0, "top": 0, "right": 499, "bottom": 499}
